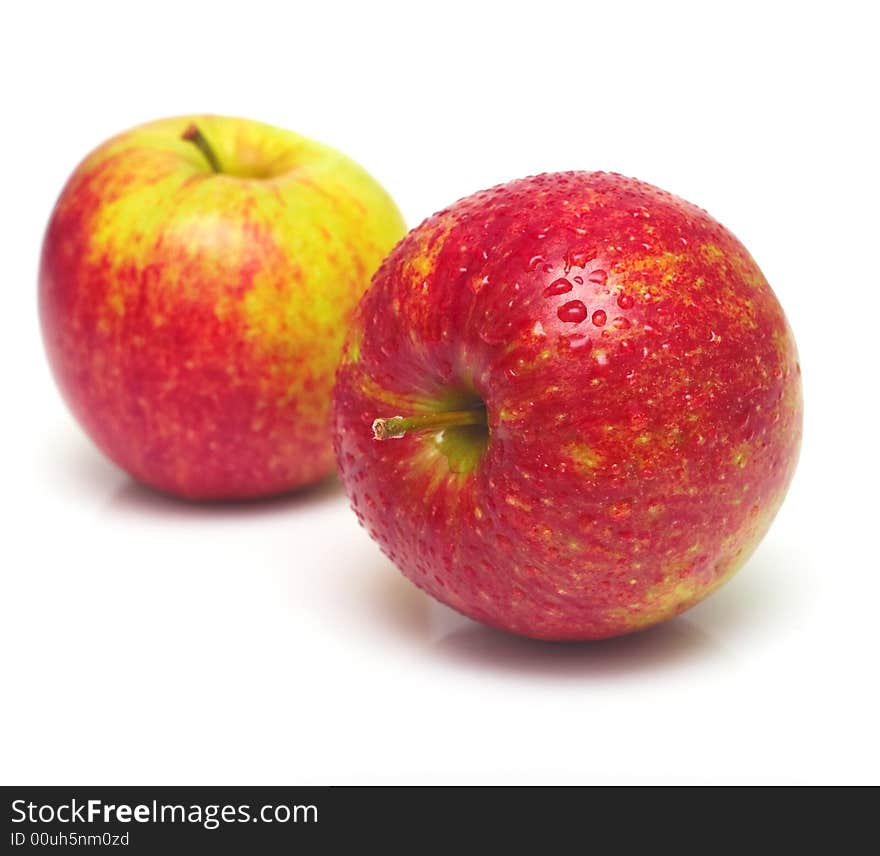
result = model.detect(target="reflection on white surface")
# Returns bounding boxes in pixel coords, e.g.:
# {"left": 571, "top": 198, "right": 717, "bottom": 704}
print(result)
{"left": 2, "top": 415, "right": 855, "bottom": 786}
{"left": 359, "top": 551, "right": 805, "bottom": 677}
{"left": 106, "top": 474, "right": 345, "bottom": 520}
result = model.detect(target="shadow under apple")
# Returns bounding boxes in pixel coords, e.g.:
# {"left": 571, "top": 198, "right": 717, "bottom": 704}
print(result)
{"left": 104, "top": 473, "right": 344, "bottom": 520}
{"left": 42, "top": 429, "right": 128, "bottom": 500}
{"left": 45, "top": 427, "right": 347, "bottom": 518}
{"left": 364, "top": 545, "right": 800, "bottom": 677}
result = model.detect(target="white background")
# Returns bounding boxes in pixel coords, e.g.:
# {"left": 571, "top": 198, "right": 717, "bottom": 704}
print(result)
{"left": 2, "top": 1, "right": 877, "bottom": 785}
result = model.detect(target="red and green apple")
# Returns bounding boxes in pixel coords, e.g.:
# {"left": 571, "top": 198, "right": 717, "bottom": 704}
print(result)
{"left": 40, "top": 115, "right": 405, "bottom": 499}
{"left": 333, "top": 171, "right": 802, "bottom": 640}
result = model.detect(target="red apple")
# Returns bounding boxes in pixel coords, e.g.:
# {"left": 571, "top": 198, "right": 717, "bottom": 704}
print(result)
{"left": 40, "top": 115, "right": 405, "bottom": 499}
{"left": 333, "top": 172, "right": 802, "bottom": 640}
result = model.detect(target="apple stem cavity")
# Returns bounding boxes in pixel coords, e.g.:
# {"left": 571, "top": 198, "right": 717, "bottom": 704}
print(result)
{"left": 372, "top": 408, "right": 487, "bottom": 440}
{"left": 182, "top": 123, "right": 223, "bottom": 174}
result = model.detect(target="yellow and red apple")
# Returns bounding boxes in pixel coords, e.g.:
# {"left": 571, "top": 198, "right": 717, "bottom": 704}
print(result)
{"left": 333, "top": 172, "right": 802, "bottom": 640}
{"left": 40, "top": 115, "right": 405, "bottom": 499}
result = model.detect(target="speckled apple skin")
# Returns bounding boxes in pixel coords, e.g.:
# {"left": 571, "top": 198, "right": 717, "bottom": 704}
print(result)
{"left": 333, "top": 172, "right": 802, "bottom": 640}
{"left": 40, "top": 115, "right": 405, "bottom": 499}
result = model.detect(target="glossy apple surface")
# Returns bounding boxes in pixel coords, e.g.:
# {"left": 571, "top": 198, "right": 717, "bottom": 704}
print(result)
{"left": 333, "top": 172, "right": 802, "bottom": 640}
{"left": 40, "top": 115, "right": 405, "bottom": 499}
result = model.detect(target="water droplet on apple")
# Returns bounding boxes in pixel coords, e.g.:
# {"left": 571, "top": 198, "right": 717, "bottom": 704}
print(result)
{"left": 557, "top": 300, "right": 588, "bottom": 323}
{"left": 544, "top": 277, "right": 573, "bottom": 296}
{"left": 588, "top": 269, "right": 608, "bottom": 285}
{"left": 617, "top": 292, "right": 634, "bottom": 309}
{"left": 527, "top": 255, "right": 545, "bottom": 271}
{"left": 573, "top": 276, "right": 584, "bottom": 285}
{"left": 612, "top": 316, "right": 630, "bottom": 330}
{"left": 591, "top": 309, "right": 607, "bottom": 327}
{"left": 565, "top": 249, "right": 591, "bottom": 270}
{"left": 567, "top": 334, "right": 591, "bottom": 351}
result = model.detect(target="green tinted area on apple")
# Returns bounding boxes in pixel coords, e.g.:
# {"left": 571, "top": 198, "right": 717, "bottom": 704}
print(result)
{"left": 427, "top": 390, "right": 488, "bottom": 476}
{"left": 431, "top": 421, "right": 488, "bottom": 475}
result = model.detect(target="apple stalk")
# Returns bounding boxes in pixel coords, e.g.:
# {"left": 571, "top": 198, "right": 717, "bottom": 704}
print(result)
{"left": 182, "top": 123, "right": 223, "bottom": 173}
{"left": 372, "top": 408, "right": 487, "bottom": 440}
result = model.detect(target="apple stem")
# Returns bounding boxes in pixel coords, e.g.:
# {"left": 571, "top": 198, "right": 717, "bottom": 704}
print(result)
{"left": 181, "top": 123, "right": 223, "bottom": 173}
{"left": 372, "top": 408, "right": 487, "bottom": 440}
